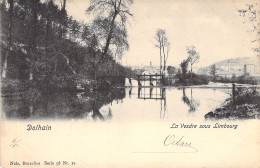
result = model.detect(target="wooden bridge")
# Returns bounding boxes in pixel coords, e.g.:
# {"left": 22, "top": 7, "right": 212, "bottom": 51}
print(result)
{"left": 137, "top": 74, "right": 165, "bottom": 87}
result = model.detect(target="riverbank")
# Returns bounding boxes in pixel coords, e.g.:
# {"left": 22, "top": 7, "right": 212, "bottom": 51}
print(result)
{"left": 125, "top": 81, "right": 260, "bottom": 89}
{"left": 179, "top": 82, "right": 260, "bottom": 88}
{"left": 205, "top": 86, "right": 260, "bottom": 120}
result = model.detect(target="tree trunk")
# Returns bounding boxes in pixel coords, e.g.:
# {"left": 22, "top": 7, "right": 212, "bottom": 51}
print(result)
{"left": 45, "top": 1, "right": 52, "bottom": 52}
{"left": 103, "top": 12, "right": 117, "bottom": 58}
{"left": 162, "top": 40, "right": 166, "bottom": 75}
{"left": 56, "top": 0, "right": 66, "bottom": 75}
{"left": 159, "top": 40, "right": 162, "bottom": 76}
{"left": 59, "top": 0, "right": 66, "bottom": 39}
{"left": 2, "top": 0, "right": 13, "bottom": 78}
{"left": 190, "top": 63, "right": 193, "bottom": 82}
{"left": 29, "top": 0, "right": 39, "bottom": 81}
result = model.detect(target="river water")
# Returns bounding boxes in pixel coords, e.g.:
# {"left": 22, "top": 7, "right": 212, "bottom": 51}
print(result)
{"left": 2, "top": 87, "right": 232, "bottom": 121}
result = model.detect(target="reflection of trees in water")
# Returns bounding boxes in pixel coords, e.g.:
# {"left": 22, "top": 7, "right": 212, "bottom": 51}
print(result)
{"left": 2, "top": 88, "right": 125, "bottom": 120}
{"left": 129, "top": 88, "right": 132, "bottom": 98}
{"left": 91, "top": 101, "right": 105, "bottom": 120}
{"left": 160, "top": 88, "right": 167, "bottom": 119}
{"left": 182, "top": 88, "right": 200, "bottom": 112}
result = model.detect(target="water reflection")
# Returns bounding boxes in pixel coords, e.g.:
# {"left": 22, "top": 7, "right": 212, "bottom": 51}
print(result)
{"left": 129, "top": 88, "right": 132, "bottom": 98}
{"left": 182, "top": 88, "right": 200, "bottom": 112}
{"left": 2, "top": 88, "right": 125, "bottom": 120}
{"left": 137, "top": 87, "right": 167, "bottom": 119}
{"left": 2, "top": 87, "right": 230, "bottom": 121}
{"left": 137, "top": 87, "right": 165, "bottom": 100}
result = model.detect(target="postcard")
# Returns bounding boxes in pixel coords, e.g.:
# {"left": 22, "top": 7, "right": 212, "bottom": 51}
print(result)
{"left": 1, "top": 0, "right": 260, "bottom": 167}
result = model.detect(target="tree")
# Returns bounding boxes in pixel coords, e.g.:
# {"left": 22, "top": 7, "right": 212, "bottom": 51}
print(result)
{"left": 155, "top": 29, "right": 170, "bottom": 75}
{"left": 167, "top": 66, "right": 175, "bottom": 76}
{"left": 180, "top": 59, "right": 189, "bottom": 79}
{"left": 90, "top": 34, "right": 99, "bottom": 82}
{"left": 91, "top": 17, "right": 129, "bottom": 63}
{"left": 238, "top": 3, "right": 260, "bottom": 71}
{"left": 29, "top": 0, "right": 40, "bottom": 80}
{"left": 1, "top": 0, "right": 14, "bottom": 78}
{"left": 162, "top": 33, "right": 170, "bottom": 75}
{"left": 111, "top": 22, "right": 129, "bottom": 63}
{"left": 210, "top": 64, "right": 216, "bottom": 81}
{"left": 86, "top": 0, "right": 133, "bottom": 59}
{"left": 187, "top": 46, "right": 200, "bottom": 74}
{"left": 59, "top": 0, "right": 67, "bottom": 39}
{"left": 0, "top": 0, "right": 133, "bottom": 91}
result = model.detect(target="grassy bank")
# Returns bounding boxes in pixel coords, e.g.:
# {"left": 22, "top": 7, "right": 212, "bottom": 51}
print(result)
{"left": 205, "top": 86, "right": 260, "bottom": 120}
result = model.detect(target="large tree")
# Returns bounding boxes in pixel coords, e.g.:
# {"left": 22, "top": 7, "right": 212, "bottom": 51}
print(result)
{"left": 210, "top": 64, "right": 216, "bottom": 81}
{"left": 167, "top": 66, "right": 175, "bottom": 76}
{"left": 187, "top": 45, "right": 200, "bottom": 74}
{"left": 155, "top": 29, "right": 170, "bottom": 75}
{"left": 180, "top": 58, "right": 189, "bottom": 79}
{"left": 86, "top": 0, "right": 133, "bottom": 59}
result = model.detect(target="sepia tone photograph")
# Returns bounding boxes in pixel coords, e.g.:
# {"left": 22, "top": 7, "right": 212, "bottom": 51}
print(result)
{"left": 0, "top": 0, "right": 260, "bottom": 167}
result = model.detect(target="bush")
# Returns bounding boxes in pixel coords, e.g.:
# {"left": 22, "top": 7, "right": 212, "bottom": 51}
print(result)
{"left": 215, "top": 75, "right": 258, "bottom": 85}
{"left": 224, "top": 86, "right": 259, "bottom": 108}
{"left": 175, "top": 73, "right": 210, "bottom": 86}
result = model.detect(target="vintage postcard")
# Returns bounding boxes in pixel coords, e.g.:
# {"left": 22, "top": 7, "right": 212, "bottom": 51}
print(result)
{"left": 1, "top": 0, "right": 260, "bottom": 167}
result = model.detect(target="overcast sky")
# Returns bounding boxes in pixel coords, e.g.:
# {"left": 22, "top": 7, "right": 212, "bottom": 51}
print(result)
{"left": 66, "top": 0, "right": 257, "bottom": 67}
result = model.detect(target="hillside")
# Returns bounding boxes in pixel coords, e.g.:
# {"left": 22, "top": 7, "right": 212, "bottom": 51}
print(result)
{"left": 0, "top": 1, "right": 134, "bottom": 91}
{"left": 198, "top": 57, "right": 260, "bottom": 77}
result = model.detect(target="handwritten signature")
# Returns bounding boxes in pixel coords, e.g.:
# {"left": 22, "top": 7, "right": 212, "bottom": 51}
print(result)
{"left": 10, "top": 138, "right": 21, "bottom": 148}
{"left": 164, "top": 134, "right": 198, "bottom": 153}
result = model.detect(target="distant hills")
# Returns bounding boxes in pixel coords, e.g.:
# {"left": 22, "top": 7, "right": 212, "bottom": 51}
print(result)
{"left": 197, "top": 57, "right": 260, "bottom": 77}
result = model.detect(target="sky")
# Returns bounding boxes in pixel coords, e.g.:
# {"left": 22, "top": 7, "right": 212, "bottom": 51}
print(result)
{"left": 66, "top": 0, "right": 258, "bottom": 67}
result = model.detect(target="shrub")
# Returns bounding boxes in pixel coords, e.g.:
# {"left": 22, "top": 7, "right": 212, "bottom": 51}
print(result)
{"left": 215, "top": 75, "right": 258, "bottom": 85}
{"left": 223, "top": 86, "right": 259, "bottom": 108}
{"left": 175, "top": 73, "right": 210, "bottom": 86}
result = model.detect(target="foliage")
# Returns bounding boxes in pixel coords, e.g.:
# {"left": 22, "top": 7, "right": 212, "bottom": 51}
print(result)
{"left": 0, "top": 0, "right": 135, "bottom": 92}
{"left": 92, "top": 17, "right": 129, "bottom": 61}
{"left": 179, "top": 59, "right": 189, "bottom": 78}
{"left": 223, "top": 86, "right": 259, "bottom": 109}
{"left": 186, "top": 45, "right": 200, "bottom": 73}
{"left": 167, "top": 66, "right": 176, "bottom": 76}
{"left": 215, "top": 75, "right": 258, "bottom": 85}
{"left": 238, "top": 3, "right": 260, "bottom": 57}
{"left": 175, "top": 72, "right": 209, "bottom": 86}
{"left": 86, "top": 0, "right": 133, "bottom": 58}
{"left": 210, "top": 64, "right": 216, "bottom": 81}
{"left": 205, "top": 86, "right": 260, "bottom": 120}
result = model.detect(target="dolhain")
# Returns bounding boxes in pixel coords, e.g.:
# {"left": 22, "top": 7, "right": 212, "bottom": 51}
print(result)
{"left": 27, "top": 124, "right": 51, "bottom": 131}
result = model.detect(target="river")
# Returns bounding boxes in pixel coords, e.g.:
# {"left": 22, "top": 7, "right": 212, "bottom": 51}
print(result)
{"left": 2, "top": 87, "right": 232, "bottom": 121}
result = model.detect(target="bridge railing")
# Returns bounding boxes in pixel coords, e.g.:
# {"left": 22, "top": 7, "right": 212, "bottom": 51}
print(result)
{"left": 137, "top": 74, "right": 165, "bottom": 87}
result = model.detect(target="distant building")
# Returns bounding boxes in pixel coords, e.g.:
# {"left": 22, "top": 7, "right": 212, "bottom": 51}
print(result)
{"left": 132, "top": 62, "right": 161, "bottom": 75}
{"left": 142, "top": 66, "right": 160, "bottom": 75}
{"left": 197, "top": 57, "right": 260, "bottom": 77}
{"left": 133, "top": 68, "right": 144, "bottom": 75}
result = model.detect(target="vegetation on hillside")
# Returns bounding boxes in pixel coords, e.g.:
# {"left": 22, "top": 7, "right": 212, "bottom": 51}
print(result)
{"left": 0, "top": 0, "right": 134, "bottom": 93}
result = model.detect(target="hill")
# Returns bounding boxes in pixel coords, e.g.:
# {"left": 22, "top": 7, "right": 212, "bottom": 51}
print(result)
{"left": 198, "top": 57, "right": 260, "bottom": 77}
